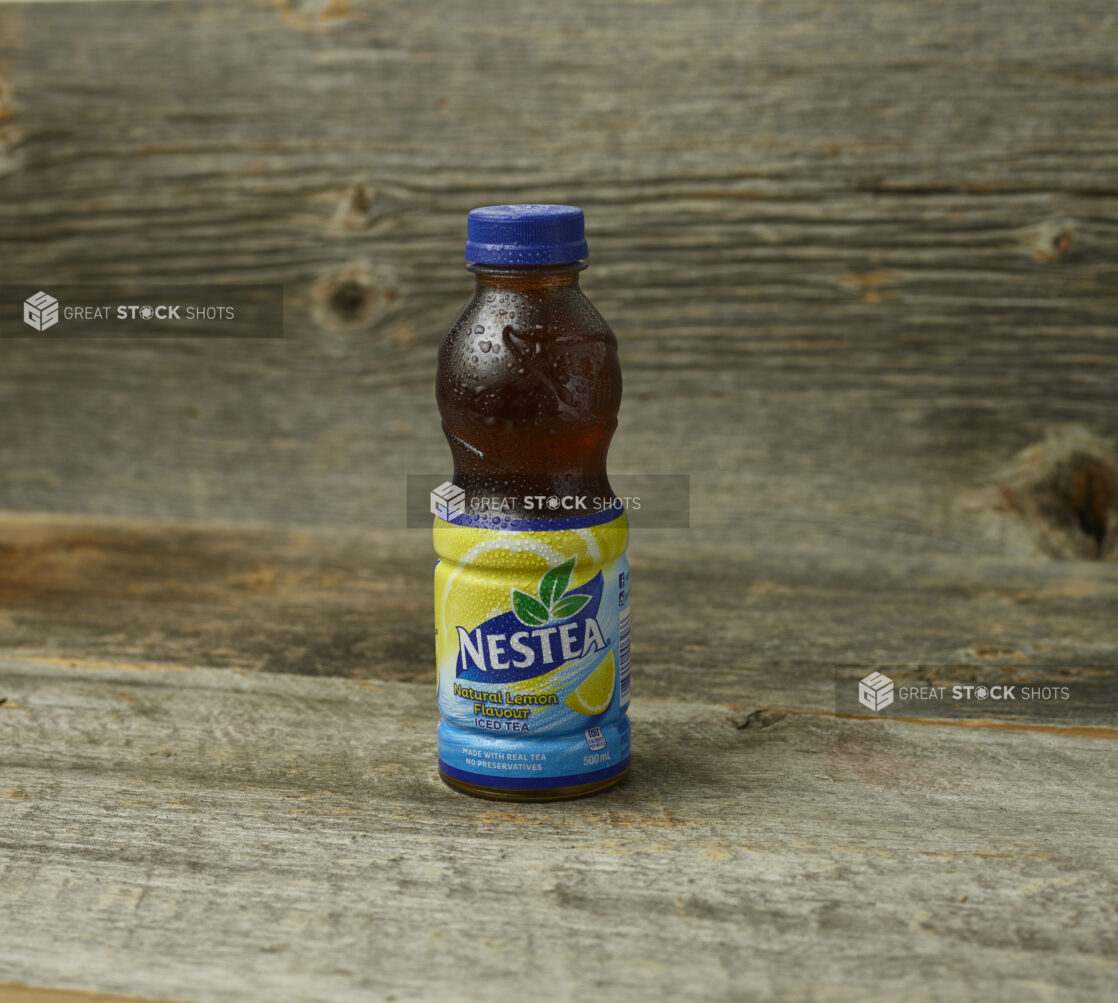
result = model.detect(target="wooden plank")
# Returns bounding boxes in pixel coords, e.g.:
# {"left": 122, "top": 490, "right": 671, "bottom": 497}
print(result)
{"left": 1, "top": 512, "right": 1115, "bottom": 723}
{"left": 1, "top": 656, "right": 1115, "bottom": 1002}
{"left": 0, "top": 984, "right": 174, "bottom": 1003}
{"left": 0, "top": 1, "right": 1114, "bottom": 553}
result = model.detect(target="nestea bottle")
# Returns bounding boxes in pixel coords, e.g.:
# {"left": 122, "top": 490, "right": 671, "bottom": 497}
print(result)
{"left": 434, "top": 204, "right": 631, "bottom": 801}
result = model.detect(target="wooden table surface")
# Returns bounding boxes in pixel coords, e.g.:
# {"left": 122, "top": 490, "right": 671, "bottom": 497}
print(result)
{"left": 0, "top": 514, "right": 1115, "bottom": 1002}
{"left": 1, "top": 1, "right": 1117, "bottom": 1001}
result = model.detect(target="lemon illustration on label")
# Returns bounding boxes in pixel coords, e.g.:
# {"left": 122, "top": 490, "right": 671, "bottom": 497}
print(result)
{"left": 435, "top": 516, "right": 628, "bottom": 672}
{"left": 565, "top": 649, "right": 616, "bottom": 716}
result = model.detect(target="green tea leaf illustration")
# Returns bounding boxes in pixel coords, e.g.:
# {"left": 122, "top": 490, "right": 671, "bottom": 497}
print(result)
{"left": 538, "top": 555, "right": 577, "bottom": 608}
{"left": 551, "top": 593, "right": 590, "bottom": 620}
{"left": 511, "top": 589, "right": 550, "bottom": 626}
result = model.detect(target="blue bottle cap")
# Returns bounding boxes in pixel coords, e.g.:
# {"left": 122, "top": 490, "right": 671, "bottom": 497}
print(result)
{"left": 465, "top": 204, "right": 588, "bottom": 265}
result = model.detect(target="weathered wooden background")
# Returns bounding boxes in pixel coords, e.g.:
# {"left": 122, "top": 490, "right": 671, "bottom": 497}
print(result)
{"left": 0, "top": 1, "right": 1116, "bottom": 1001}
{"left": 0, "top": 0, "right": 1115, "bottom": 553}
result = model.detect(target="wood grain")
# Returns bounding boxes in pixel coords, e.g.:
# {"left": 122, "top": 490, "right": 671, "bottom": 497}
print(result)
{"left": 0, "top": 984, "right": 175, "bottom": 1003}
{"left": 0, "top": 1, "right": 1114, "bottom": 559}
{"left": 0, "top": 512, "right": 1115, "bottom": 724}
{"left": 1, "top": 4, "right": 1116, "bottom": 998}
{"left": 1, "top": 655, "right": 1116, "bottom": 1003}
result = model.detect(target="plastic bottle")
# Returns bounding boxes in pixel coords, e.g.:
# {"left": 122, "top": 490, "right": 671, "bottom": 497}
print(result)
{"left": 433, "top": 204, "right": 630, "bottom": 801}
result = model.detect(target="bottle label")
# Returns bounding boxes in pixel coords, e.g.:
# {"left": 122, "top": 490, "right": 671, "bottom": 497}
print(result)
{"left": 434, "top": 508, "right": 630, "bottom": 789}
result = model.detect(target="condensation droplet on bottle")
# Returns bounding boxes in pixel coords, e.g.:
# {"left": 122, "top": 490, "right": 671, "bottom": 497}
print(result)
{"left": 479, "top": 340, "right": 491, "bottom": 353}
{"left": 474, "top": 325, "right": 485, "bottom": 335}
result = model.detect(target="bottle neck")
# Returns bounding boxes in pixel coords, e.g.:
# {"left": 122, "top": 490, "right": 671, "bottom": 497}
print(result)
{"left": 469, "top": 261, "right": 585, "bottom": 290}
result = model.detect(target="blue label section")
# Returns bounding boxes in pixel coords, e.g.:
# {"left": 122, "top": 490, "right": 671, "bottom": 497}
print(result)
{"left": 438, "top": 716, "right": 630, "bottom": 788}
{"left": 439, "top": 758, "right": 630, "bottom": 790}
